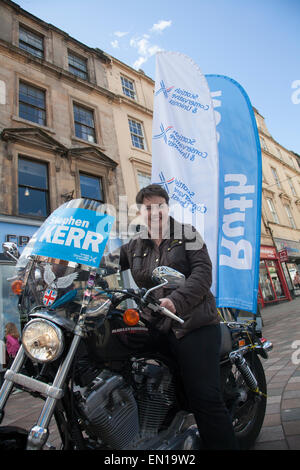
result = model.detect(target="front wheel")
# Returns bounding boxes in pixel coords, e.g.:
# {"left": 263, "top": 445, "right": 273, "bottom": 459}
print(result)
{"left": 222, "top": 352, "right": 267, "bottom": 450}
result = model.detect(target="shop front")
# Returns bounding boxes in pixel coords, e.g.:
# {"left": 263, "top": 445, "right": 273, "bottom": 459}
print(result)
{"left": 259, "top": 245, "right": 292, "bottom": 308}
{"left": 274, "top": 238, "right": 300, "bottom": 296}
{"left": 0, "top": 217, "right": 40, "bottom": 369}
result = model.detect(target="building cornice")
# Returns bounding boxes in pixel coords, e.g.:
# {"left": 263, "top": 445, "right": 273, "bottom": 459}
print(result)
{"left": 0, "top": 39, "right": 154, "bottom": 117}
{"left": 260, "top": 143, "right": 300, "bottom": 173}
{"left": 68, "top": 146, "right": 118, "bottom": 169}
{"left": 115, "top": 94, "right": 153, "bottom": 116}
{"left": 258, "top": 128, "right": 298, "bottom": 160}
{"left": 1, "top": 0, "right": 109, "bottom": 63}
{"left": 106, "top": 54, "right": 154, "bottom": 84}
{"left": 278, "top": 191, "right": 292, "bottom": 203}
{"left": 0, "top": 38, "right": 117, "bottom": 102}
{"left": 1, "top": 1, "right": 155, "bottom": 85}
{"left": 0, "top": 213, "right": 43, "bottom": 226}
{"left": 1, "top": 127, "right": 68, "bottom": 155}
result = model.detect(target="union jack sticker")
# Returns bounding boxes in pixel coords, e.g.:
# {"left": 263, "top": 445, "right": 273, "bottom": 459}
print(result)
{"left": 43, "top": 289, "right": 58, "bottom": 306}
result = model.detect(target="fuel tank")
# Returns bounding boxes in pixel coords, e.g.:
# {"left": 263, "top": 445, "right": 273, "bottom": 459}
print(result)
{"left": 85, "top": 310, "right": 155, "bottom": 362}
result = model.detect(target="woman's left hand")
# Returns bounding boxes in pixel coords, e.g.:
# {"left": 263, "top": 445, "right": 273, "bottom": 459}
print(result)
{"left": 159, "top": 297, "right": 176, "bottom": 313}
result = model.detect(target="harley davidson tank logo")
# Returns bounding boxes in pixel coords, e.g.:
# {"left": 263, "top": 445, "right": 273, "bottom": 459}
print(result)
{"left": 111, "top": 327, "right": 148, "bottom": 334}
{"left": 43, "top": 289, "right": 58, "bottom": 306}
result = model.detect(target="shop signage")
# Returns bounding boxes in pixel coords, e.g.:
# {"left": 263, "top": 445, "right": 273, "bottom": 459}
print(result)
{"left": 5, "top": 234, "right": 30, "bottom": 247}
{"left": 278, "top": 249, "right": 289, "bottom": 262}
{"left": 260, "top": 245, "right": 277, "bottom": 259}
{"left": 275, "top": 237, "right": 300, "bottom": 257}
{"left": 0, "top": 222, "right": 39, "bottom": 254}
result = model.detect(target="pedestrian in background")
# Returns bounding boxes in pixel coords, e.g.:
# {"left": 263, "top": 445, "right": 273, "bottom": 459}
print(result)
{"left": 293, "top": 272, "right": 300, "bottom": 289}
{"left": 5, "top": 322, "right": 20, "bottom": 368}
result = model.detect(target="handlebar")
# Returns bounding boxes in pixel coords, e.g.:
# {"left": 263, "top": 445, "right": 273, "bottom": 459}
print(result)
{"left": 85, "top": 287, "right": 185, "bottom": 325}
{"left": 147, "top": 302, "right": 184, "bottom": 324}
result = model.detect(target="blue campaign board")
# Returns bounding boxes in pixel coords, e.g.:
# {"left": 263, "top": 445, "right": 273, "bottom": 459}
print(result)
{"left": 31, "top": 206, "right": 115, "bottom": 268}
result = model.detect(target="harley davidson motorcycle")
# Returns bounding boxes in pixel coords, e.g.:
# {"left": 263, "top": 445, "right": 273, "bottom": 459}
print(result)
{"left": 0, "top": 199, "right": 272, "bottom": 450}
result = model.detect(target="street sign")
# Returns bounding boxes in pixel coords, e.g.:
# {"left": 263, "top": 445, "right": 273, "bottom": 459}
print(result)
{"left": 278, "top": 249, "right": 289, "bottom": 262}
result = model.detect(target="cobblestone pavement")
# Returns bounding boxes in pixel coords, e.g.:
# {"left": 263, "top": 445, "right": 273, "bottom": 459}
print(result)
{"left": 252, "top": 297, "right": 300, "bottom": 450}
{"left": 1, "top": 297, "right": 300, "bottom": 450}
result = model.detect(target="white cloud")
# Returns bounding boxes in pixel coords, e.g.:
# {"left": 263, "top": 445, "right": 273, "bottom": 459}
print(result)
{"left": 114, "top": 31, "right": 128, "bottom": 38}
{"left": 131, "top": 38, "right": 164, "bottom": 70}
{"left": 133, "top": 56, "right": 147, "bottom": 70}
{"left": 111, "top": 40, "right": 119, "bottom": 49}
{"left": 151, "top": 20, "right": 172, "bottom": 33}
{"left": 137, "top": 38, "right": 150, "bottom": 56}
{"left": 129, "top": 22, "right": 168, "bottom": 70}
{"left": 147, "top": 45, "right": 162, "bottom": 56}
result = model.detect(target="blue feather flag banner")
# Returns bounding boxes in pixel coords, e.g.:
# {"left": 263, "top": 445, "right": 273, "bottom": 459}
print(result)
{"left": 206, "top": 75, "right": 262, "bottom": 313}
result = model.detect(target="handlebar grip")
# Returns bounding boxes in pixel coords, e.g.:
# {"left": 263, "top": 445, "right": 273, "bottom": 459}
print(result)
{"left": 158, "top": 305, "right": 184, "bottom": 324}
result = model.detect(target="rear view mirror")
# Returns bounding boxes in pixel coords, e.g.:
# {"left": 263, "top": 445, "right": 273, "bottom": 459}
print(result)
{"left": 152, "top": 266, "right": 185, "bottom": 288}
{"left": 2, "top": 242, "right": 20, "bottom": 262}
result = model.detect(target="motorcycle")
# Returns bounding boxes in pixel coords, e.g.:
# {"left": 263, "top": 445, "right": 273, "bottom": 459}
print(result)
{"left": 0, "top": 199, "right": 272, "bottom": 450}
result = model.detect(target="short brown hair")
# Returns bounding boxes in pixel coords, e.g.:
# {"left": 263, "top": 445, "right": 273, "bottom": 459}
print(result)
{"left": 136, "top": 184, "right": 169, "bottom": 205}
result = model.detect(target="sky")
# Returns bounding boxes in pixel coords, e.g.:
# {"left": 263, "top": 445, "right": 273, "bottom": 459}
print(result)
{"left": 15, "top": 0, "right": 300, "bottom": 155}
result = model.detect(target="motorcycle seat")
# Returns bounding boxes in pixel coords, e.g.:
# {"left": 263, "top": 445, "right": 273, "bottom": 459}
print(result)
{"left": 219, "top": 322, "right": 233, "bottom": 357}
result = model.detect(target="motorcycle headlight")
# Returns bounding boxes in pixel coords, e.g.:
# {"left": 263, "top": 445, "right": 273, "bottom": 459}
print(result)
{"left": 22, "top": 319, "right": 64, "bottom": 363}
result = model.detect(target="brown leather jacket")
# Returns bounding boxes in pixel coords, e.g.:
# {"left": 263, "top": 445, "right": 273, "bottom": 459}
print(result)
{"left": 119, "top": 217, "right": 220, "bottom": 339}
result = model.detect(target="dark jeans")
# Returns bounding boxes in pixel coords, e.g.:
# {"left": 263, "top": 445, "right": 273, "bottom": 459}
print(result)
{"left": 161, "top": 324, "right": 238, "bottom": 450}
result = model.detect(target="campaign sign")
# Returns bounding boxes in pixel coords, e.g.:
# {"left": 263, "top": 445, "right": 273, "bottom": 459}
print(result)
{"left": 152, "top": 52, "right": 219, "bottom": 294}
{"left": 30, "top": 206, "right": 115, "bottom": 268}
{"left": 206, "top": 75, "right": 262, "bottom": 313}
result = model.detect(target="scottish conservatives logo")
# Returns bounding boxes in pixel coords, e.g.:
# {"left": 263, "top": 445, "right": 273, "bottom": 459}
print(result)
{"left": 153, "top": 172, "right": 207, "bottom": 214}
{"left": 155, "top": 81, "right": 209, "bottom": 113}
{"left": 154, "top": 171, "right": 175, "bottom": 194}
{"left": 155, "top": 80, "right": 174, "bottom": 98}
{"left": 153, "top": 123, "right": 173, "bottom": 144}
{"left": 153, "top": 123, "right": 208, "bottom": 162}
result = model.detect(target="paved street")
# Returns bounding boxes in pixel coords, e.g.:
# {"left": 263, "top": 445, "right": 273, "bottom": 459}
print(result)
{"left": 1, "top": 297, "right": 300, "bottom": 450}
{"left": 252, "top": 297, "right": 300, "bottom": 450}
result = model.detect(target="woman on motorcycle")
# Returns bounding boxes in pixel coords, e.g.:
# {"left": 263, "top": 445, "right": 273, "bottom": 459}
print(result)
{"left": 119, "top": 184, "right": 238, "bottom": 450}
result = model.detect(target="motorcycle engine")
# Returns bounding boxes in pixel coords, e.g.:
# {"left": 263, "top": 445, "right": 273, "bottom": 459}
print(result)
{"left": 79, "top": 369, "right": 139, "bottom": 449}
{"left": 78, "top": 360, "right": 177, "bottom": 450}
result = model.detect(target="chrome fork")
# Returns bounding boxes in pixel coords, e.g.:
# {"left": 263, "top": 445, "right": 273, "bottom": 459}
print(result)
{"left": 0, "top": 330, "right": 83, "bottom": 450}
{"left": 0, "top": 345, "right": 27, "bottom": 418}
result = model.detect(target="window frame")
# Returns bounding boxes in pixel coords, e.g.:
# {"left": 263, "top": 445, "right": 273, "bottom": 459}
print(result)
{"left": 287, "top": 176, "right": 297, "bottom": 196}
{"left": 19, "top": 81, "right": 47, "bottom": 126}
{"left": 288, "top": 156, "right": 296, "bottom": 169}
{"left": 284, "top": 203, "right": 297, "bottom": 229}
{"left": 128, "top": 118, "right": 146, "bottom": 150}
{"left": 260, "top": 136, "right": 268, "bottom": 151}
{"left": 121, "top": 75, "right": 136, "bottom": 100}
{"left": 266, "top": 197, "right": 279, "bottom": 224}
{"left": 276, "top": 147, "right": 283, "bottom": 161}
{"left": 19, "top": 24, "right": 44, "bottom": 59}
{"left": 73, "top": 103, "right": 96, "bottom": 143}
{"left": 18, "top": 156, "right": 50, "bottom": 218}
{"left": 79, "top": 172, "right": 104, "bottom": 203}
{"left": 137, "top": 171, "right": 151, "bottom": 190}
{"left": 271, "top": 167, "right": 281, "bottom": 189}
{"left": 68, "top": 50, "right": 88, "bottom": 80}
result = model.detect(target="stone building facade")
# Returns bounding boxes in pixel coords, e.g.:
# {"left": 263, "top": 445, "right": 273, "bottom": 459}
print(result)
{"left": 0, "top": 0, "right": 299, "bottom": 348}
{"left": 0, "top": 0, "right": 124, "bottom": 229}
{"left": 0, "top": 0, "right": 122, "bottom": 355}
{"left": 0, "top": 0, "right": 155, "bottom": 361}
{"left": 105, "top": 55, "right": 154, "bottom": 209}
{"left": 255, "top": 109, "right": 300, "bottom": 305}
